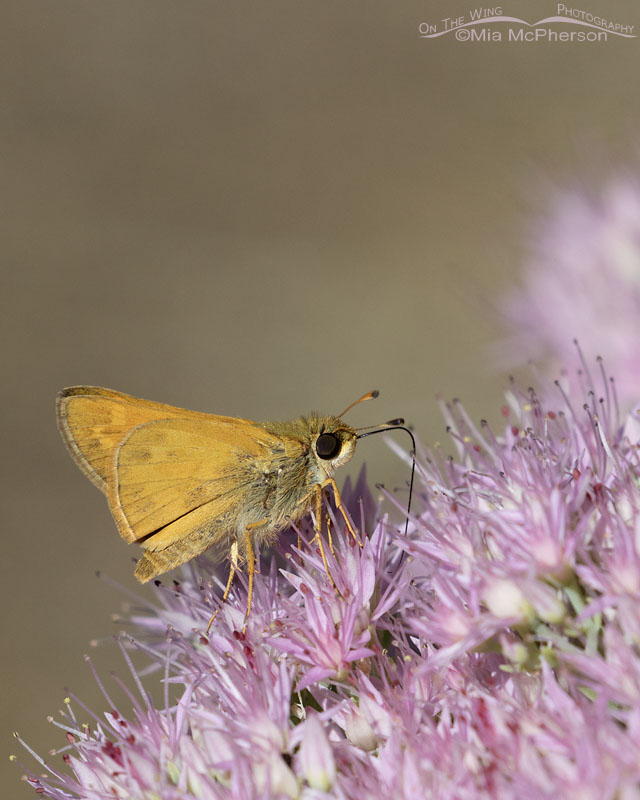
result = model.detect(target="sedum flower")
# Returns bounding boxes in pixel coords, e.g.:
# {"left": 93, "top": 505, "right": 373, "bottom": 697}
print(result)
{"left": 13, "top": 358, "right": 640, "bottom": 799}
{"left": 297, "top": 713, "right": 336, "bottom": 792}
{"left": 498, "top": 177, "right": 640, "bottom": 409}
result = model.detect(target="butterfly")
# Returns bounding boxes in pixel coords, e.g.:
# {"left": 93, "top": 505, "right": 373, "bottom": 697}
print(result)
{"left": 57, "top": 386, "right": 395, "bottom": 629}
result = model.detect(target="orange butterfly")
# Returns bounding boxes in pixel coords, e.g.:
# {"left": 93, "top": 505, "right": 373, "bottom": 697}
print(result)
{"left": 57, "top": 387, "right": 383, "bottom": 628}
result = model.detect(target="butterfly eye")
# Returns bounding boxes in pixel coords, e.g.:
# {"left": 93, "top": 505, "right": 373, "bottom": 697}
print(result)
{"left": 315, "top": 432, "right": 341, "bottom": 460}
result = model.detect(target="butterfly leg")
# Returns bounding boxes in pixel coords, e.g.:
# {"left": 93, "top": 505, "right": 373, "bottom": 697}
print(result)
{"left": 315, "top": 479, "right": 336, "bottom": 557}
{"left": 206, "top": 519, "right": 269, "bottom": 634}
{"left": 312, "top": 481, "right": 333, "bottom": 551}
{"left": 206, "top": 541, "right": 239, "bottom": 634}
{"left": 326, "top": 511, "right": 335, "bottom": 556}
{"left": 310, "top": 484, "right": 338, "bottom": 591}
{"left": 318, "top": 477, "right": 362, "bottom": 547}
{"left": 242, "top": 525, "right": 256, "bottom": 631}
{"left": 241, "top": 518, "right": 272, "bottom": 632}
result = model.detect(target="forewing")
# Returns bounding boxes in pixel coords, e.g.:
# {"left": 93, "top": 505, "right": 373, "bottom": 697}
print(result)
{"left": 56, "top": 386, "right": 249, "bottom": 492}
{"left": 109, "top": 416, "right": 283, "bottom": 545}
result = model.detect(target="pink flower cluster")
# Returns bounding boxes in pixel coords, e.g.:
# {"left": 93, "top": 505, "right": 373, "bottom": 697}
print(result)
{"left": 498, "top": 178, "right": 640, "bottom": 409}
{"left": 16, "top": 364, "right": 640, "bottom": 799}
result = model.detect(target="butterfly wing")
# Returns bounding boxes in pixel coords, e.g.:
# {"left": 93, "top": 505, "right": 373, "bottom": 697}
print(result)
{"left": 110, "top": 416, "right": 280, "bottom": 541}
{"left": 113, "top": 416, "right": 286, "bottom": 580}
{"left": 57, "top": 386, "right": 233, "bottom": 492}
{"left": 57, "top": 387, "right": 289, "bottom": 581}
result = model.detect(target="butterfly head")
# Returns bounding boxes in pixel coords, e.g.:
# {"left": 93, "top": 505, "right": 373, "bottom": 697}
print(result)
{"left": 310, "top": 416, "right": 358, "bottom": 476}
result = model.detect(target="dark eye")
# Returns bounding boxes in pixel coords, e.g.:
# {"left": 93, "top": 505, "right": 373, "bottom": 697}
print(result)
{"left": 315, "top": 432, "right": 341, "bottom": 460}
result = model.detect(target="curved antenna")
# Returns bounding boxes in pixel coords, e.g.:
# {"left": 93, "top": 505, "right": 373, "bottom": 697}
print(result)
{"left": 357, "top": 423, "right": 416, "bottom": 536}
{"left": 337, "top": 389, "right": 379, "bottom": 418}
{"left": 354, "top": 417, "right": 404, "bottom": 433}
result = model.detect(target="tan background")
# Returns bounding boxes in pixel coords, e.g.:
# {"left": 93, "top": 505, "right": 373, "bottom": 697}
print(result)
{"left": 3, "top": 1, "right": 639, "bottom": 794}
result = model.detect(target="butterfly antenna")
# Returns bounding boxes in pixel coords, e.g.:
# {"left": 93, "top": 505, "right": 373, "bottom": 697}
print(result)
{"left": 337, "top": 389, "right": 379, "bottom": 418}
{"left": 357, "top": 422, "right": 416, "bottom": 537}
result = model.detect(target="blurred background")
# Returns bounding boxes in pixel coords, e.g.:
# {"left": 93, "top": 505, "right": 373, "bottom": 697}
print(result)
{"left": 3, "top": 1, "right": 640, "bottom": 794}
